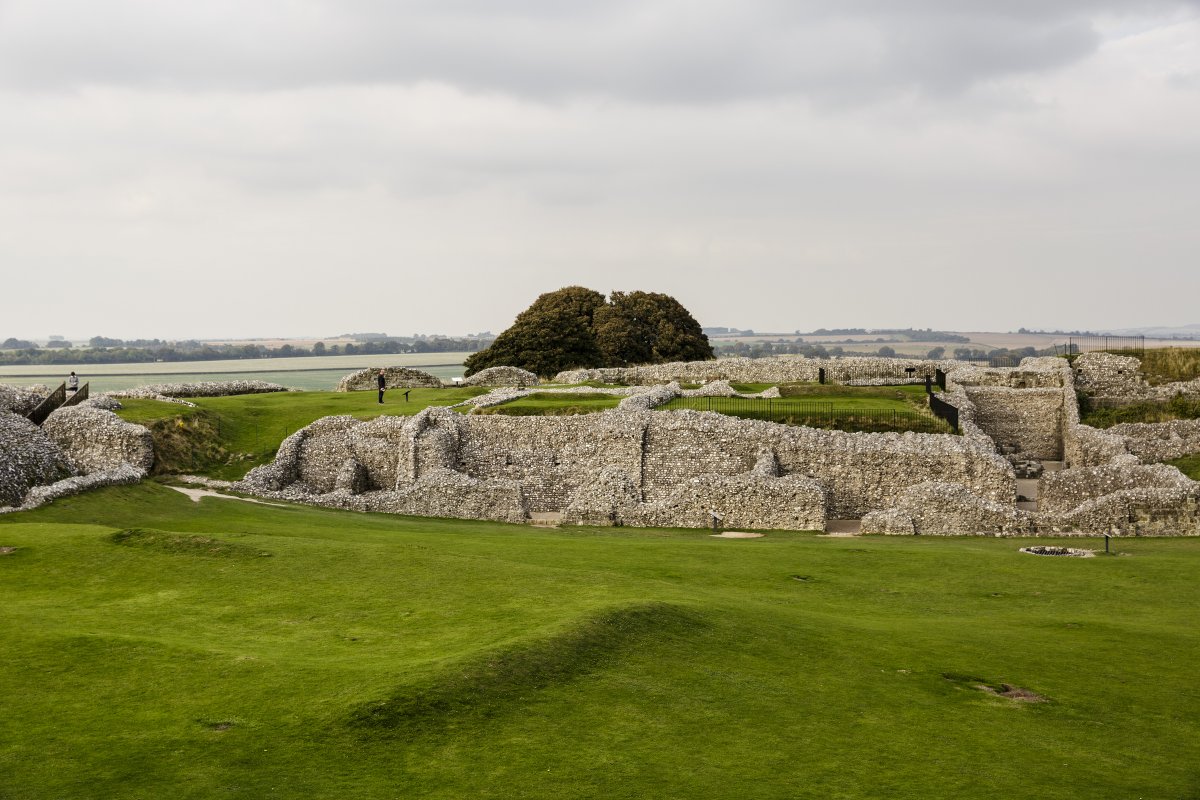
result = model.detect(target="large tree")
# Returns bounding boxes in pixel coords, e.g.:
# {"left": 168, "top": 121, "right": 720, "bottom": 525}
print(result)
{"left": 463, "top": 286, "right": 713, "bottom": 377}
{"left": 593, "top": 291, "right": 714, "bottom": 366}
{"left": 463, "top": 286, "right": 606, "bottom": 377}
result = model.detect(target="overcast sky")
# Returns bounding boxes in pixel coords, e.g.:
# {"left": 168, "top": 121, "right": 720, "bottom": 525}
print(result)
{"left": 1, "top": 0, "right": 1197, "bottom": 340}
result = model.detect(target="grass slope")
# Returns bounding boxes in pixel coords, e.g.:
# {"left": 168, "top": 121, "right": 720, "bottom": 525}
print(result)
{"left": 117, "top": 388, "right": 487, "bottom": 479}
{"left": 478, "top": 392, "right": 625, "bottom": 416}
{"left": 1, "top": 483, "right": 1199, "bottom": 798}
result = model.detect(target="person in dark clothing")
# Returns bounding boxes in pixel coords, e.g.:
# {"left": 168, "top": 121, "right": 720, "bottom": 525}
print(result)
{"left": 67, "top": 371, "right": 79, "bottom": 393}
{"left": 377, "top": 370, "right": 386, "bottom": 404}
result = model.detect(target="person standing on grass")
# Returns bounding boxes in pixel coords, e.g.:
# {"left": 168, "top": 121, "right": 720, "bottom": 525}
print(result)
{"left": 377, "top": 369, "right": 386, "bottom": 404}
{"left": 67, "top": 371, "right": 79, "bottom": 393}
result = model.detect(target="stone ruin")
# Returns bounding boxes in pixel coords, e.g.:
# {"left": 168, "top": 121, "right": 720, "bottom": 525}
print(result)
{"left": 237, "top": 353, "right": 1200, "bottom": 536}
{"left": 3, "top": 353, "right": 1200, "bottom": 537}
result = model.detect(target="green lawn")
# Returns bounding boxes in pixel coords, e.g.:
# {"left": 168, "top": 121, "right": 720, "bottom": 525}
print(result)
{"left": 117, "top": 388, "right": 488, "bottom": 479}
{"left": 1168, "top": 454, "right": 1200, "bottom": 480}
{"left": 662, "top": 384, "right": 950, "bottom": 434}
{"left": 1, "top": 483, "right": 1198, "bottom": 798}
{"left": 479, "top": 392, "right": 625, "bottom": 416}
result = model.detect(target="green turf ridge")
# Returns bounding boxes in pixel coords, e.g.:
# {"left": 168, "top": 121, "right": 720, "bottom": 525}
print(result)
{"left": 1167, "top": 454, "right": 1200, "bottom": 480}
{"left": 117, "top": 388, "right": 489, "bottom": 480}
{"left": 477, "top": 392, "right": 625, "bottom": 416}
{"left": 1, "top": 482, "right": 1198, "bottom": 798}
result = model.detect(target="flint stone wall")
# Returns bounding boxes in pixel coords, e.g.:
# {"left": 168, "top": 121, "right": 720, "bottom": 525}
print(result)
{"left": 860, "top": 482, "right": 1034, "bottom": 536}
{"left": 336, "top": 367, "right": 443, "bottom": 392}
{"left": 0, "top": 384, "right": 47, "bottom": 416}
{"left": 242, "top": 405, "right": 1014, "bottom": 528}
{"left": 1073, "top": 352, "right": 1200, "bottom": 406}
{"left": 1040, "top": 486, "right": 1200, "bottom": 536}
{"left": 462, "top": 366, "right": 539, "bottom": 387}
{"left": 1108, "top": 419, "right": 1200, "bottom": 463}
{"left": 1038, "top": 463, "right": 1196, "bottom": 514}
{"left": 41, "top": 407, "right": 154, "bottom": 475}
{"left": 961, "top": 387, "right": 1064, "bottom": 460}
{"left": 114, "top": 380, "right": 290, "bottom": 398}
{"left": 0, "top": 412, "right": 75, "bottom": 508}
{"left": 555, "top": 356, "right": 948, "bottom": 387}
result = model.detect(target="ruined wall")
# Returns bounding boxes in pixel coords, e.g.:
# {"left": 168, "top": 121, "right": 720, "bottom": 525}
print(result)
{"left": 555, "top": 356, "right": 947, "bottom": 386}
{"left": 461, "top": 366, "right": 539, "bottom": 387}
{"left": 1108, "top": 419, "right": 1200, "bottom": 463}
{"left": 336, "top": 367, "right": 444, "bottom": 392}
{"left": 242, "top": 404, "right": 1014, "bottom": 527}
{"left": 861, "top": 482, "right": 1034, "bottom": 536}
{"left": 1073, "top": 352, "right": 1200, "bottom": 406}
{"left": 41, "top": 407, "right": 154, "bottom": 475}
{"left": 0, "top": 412, "right": 74, "bottom": 508}
{"left": 961, "top": 387, "right": 1064, "bottom": 460}
{"left": 1038, "top": 463, "right": 1195, "bottom": 514}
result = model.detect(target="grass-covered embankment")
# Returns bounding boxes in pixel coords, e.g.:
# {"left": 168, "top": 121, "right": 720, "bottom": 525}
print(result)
{"left": 1078, "top": 393, "right": 1200, "bottom": 429}
{"left": 0, "top": 483, "right": 1198, "bottom": 798}
{"left": 117, "top": 388, "right": 488, "bottom": 479}
{"left": 476, "top": 392, "right": 625, "bottom": 416}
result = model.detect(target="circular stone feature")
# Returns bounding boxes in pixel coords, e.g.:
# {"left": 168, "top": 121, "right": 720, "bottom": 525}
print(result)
{"left": 710, "top": 531, "right": 765, "bottom": 539}
{"left": 1019, "top": 546, "right": 1094, "bottom": 558}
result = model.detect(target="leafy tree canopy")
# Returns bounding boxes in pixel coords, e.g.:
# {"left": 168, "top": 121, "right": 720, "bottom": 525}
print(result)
{"left": 464, "top": 286, "right": 713, "bottom": 377}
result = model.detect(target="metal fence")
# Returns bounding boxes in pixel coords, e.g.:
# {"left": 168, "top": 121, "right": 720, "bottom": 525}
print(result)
{"left": 1063, "top": 335, "right": 1145, "bottom": 357}
{"left": 667, "top": 396, "right": 952, "bottom": 433}
{"left": 928, "top": 393, "right": 960, "bottom": 432}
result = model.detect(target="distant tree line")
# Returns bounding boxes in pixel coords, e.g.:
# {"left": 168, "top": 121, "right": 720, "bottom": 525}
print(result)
{"left": 715, "top": 341, "right": 1059, "bottom": 362}
{"left": 801, "top": 328, "right": 971, "bottom": 343}
{"left": 0, "top": 334, "right": 493, "bottom": 366}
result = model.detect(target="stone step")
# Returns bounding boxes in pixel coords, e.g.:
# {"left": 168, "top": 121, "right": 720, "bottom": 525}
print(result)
{"left": 529, "top": 511, "right": 563, "bottom": 527}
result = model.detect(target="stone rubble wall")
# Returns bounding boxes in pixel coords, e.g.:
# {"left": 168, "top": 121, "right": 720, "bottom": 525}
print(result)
{"left": 860, "top": 481, "right": 1035, "bottom": 536}
{"left": 0, "top": 411, "right": 75, "bottom": 508}
{"left": 1073, "top": 351, "right": 1200, "bottom": 406}
{"left": 113, "top": 380, "right": 291, "bottom": 398}
{"left": 336, "top": 367, "right": 443, "bottom": 392}
{"left": 960, "top": 387, "right": 1064, "bottom": 460}
{"left": 1038, "top": 463, "right": 1195, "bottom": 515}
{"left": 461, "top": 366, "right": 540, "bottom": 387}
{"left": 1108, "top": 419, "right": 1200, "bottom": 463}
{"left": 41, "top": 407, "right": 155, "bottom": 475}
{"left": 1039, "top": 486, "right": 1200, "bottom": 536}
{"left": 555, "top": 356, "right": 948, "bottom": 387}
{"left": 1, "top": 463, "right": 147, "bottom": 515}
{"left": 0, "top": 384, "right": 49, "bottom": 416}
{"left": 241, "top": 403, "right": 1013, "bottom": 528}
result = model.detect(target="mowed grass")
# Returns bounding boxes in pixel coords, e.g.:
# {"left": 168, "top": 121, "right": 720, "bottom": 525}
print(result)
{"left": 117, "top": 388, "right": 488, "bottom": 479}
{"left": 479, "top": 392, "right": 625, "bottom": 416}
{"left": 1168, "top": 454, "right": 1200, "bottom": 480}
{"left": 0, "top": 483, "right": 1198, "bottom": 798}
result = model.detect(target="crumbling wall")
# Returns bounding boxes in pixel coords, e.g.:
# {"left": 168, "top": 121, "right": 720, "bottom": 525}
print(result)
{"left": 0, "top": 412, "right": 74, "bottom": 508}
{"left": 961, "top": 387, "right": 1064, "bottom": 460}
{"left": 1108, "top": 419, "right": 1200, "bottom": 463}
{"left": 462, "top": 366, "right": 539, "bottom": 387}
{"left": 41, "top": 407, "right": 154, "bottom": 475}
{"left": 336, "top": 367, "right": 443, "bottom": 392}
{"left": 1038, "top": 463, "right": 1196, "bottom": 514}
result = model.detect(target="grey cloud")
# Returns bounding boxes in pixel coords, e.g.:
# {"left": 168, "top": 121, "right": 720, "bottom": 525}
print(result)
{"left": 1, "top": 0, "right": 1191, "bottom": 102}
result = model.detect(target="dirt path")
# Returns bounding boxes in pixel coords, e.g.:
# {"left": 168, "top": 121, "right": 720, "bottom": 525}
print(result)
{"left": 167, "top": 486, "right": 287, "bottom": 507}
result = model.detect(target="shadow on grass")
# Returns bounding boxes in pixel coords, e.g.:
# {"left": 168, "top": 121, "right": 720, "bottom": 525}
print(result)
{"left": 349, "top": 602, "right": 705, "bottom": 737}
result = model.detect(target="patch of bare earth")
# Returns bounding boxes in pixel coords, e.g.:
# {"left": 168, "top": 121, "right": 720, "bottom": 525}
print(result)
{"left": 0, "top": 547, "right": 16, "bottom": 555}
{"left": 979, "top": 683, "right": 1049, "bottom": 703}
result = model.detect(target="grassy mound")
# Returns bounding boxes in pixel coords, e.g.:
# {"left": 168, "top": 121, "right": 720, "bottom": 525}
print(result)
{"left": 118, "top": 388, "right": 487, "bottom": 479}
{"left": 351, "top": 602, "right": 702, "bottom": 735}
{"left": 111, "top": 528, "right": 272, "bottom": 558}
{"left": 1079, "top": 393, "right": 1200, "bottom": 428}
{"left": 1138, "top": 348, "right": 1200, "bottom": 385}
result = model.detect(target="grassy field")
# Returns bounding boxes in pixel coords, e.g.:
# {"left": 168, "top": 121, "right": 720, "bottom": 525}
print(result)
{"left": 661, "top": 384, "right": 950, "bottom": 433}
{"left": 1079, "top": 394, "right": 1200, "bottom": 429}
{"left": 1137, "top": 348, "right": 1200, "bottom": 385}
{"left": 478, "top": 392, "right": 625, "bottom": 416}
{"left": 1168, "top": 454, "right": 1200, "bottom": 480}
{"left": 0, "top": 353, "right": 472, "bottom": 392}
{"left": 117, "top": 388, "right": 487, "bottom": 479}
{"left": 0, "top": 483, "right": 1198, "bottom": 798}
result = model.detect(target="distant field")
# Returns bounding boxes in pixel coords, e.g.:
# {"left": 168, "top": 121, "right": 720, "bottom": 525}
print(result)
{"left": 0, "top": 353, "right": 470, "bottom": 392}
